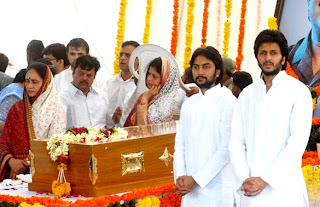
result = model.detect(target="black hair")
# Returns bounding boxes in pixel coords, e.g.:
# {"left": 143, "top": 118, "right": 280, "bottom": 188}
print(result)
{"left": 42, "top": 43, "right": 70, "bottom": 67}
{"left": 13, "top": 69, "right": 26, "bottom": 83}
{"left": 0, "top": 53, "right": 9, "bottom": 72}
{"left": 254, "top": 29, "right": 288, "bottom": 70}
{"left": 190, "top": 46, "right": 223, "bottom": 84}
{"left": 35, "top": 58, "right": 56, "bottom": 76}
{"left": 27, "top": 40, "right": 45, "bottom": 64}
{"left": 146, "top": 57, "right": 162, "bottom": 77}
{"left": 73, "top": 55, "right": 100, "bottom": 73}
{"left": 67, "top": 38, "right": 89, "bottom": 53}
{"left": 26, "top": 62, "right": 47, "bottom": 80}
{"left": 122, "top": 40, "right": 140, "bottom": 48}
{"left": 232, "top": 71, "right": 253, "bottom": 91}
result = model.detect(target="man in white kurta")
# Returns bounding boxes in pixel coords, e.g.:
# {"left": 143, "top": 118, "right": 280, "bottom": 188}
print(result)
{"left": 174, "top": 46, "right": 236, "bottom": 207}
{"left": 229, "top": 30, "right": 313, "bottom": 207}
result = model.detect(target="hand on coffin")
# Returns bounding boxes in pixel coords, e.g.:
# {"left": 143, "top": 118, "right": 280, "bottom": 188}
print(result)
{"left": 8, "top": 158, "right": 29, "bottom": 179}
{"left": 112, "top": 107, "right": 122, "bottom": 124}
{"left": 186, "top": 87, "right": 199, "bottom": 97}
{"left": 242, "top": 177, "right": 267, "bottom": 197}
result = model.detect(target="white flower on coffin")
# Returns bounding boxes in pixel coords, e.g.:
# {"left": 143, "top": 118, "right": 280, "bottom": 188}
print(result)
{"left": 109, "top": 127, "right": 129, "bottom": 142}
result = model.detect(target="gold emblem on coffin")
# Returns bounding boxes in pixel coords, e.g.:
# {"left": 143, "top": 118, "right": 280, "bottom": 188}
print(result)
{"left": 89, "top": 154, "right": 98, "bottom": 185}
{"left": 121, "top": 151, "right": 145, "bottom": 176}
{"left": 159, "top": 147, "right": 173, "bottom": 167}
{"left": 29, "top": 150, "right": 35, "bottom": 176}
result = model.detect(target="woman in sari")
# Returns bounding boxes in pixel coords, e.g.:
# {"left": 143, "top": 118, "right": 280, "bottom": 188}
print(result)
{"left": 0, "top": 63, "right": 66, "bottom": 181}
{"left": 124, "top": 57, "right": 179, "bottom": 127}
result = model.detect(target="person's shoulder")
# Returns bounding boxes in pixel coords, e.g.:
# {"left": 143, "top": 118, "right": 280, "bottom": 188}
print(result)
{"left": 283, "top": 72, "right": 310, "bottom": 93}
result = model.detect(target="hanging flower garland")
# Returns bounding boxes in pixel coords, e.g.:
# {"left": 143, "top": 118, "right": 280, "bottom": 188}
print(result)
{"left": 268, "top": 17, "right": 278, "bottom": 31}
{"left": 222, "top": 0, "right": 232, "bottom": 58}
{"left": 170, "top": 0, "right": 179, "bottom": 56}
{"left": 255, "top": 0, "right": 262, "bottom": 34}
{"left": 201, "top": 0, "right": 210, "bottom": 47}
{"left": 183, "top": 0, "right": 195, "bottom": 69}
{"left": 142, "top": 0, "right": 153, "bottom": 44}
{"left": 215, "top": 0, "right": 222, "bottom": 49}
{"left": 113, "top": 0, "right": 128, "bottom": 75}
{"left": 235, "top": 0, "right": 247, "bottom": 71}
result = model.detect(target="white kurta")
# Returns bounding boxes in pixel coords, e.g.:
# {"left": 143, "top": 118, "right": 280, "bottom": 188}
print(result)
{"left": 54, "top": 67, "right": 105, "bottom": 93}
{"left": 229, "top": 71, "right": 312, "bottom": 207}
{"left": 174, "top": 84, "right": 237, "bottom": 207}
{"left": 59, "top": 83, "right": 114, "bottom": 129}
{"left": 102, "top": 73, "right": 136, "bottom": 115}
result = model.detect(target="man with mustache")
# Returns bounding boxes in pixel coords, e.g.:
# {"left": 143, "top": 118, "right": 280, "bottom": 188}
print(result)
{"left": 59, "top": 55, "right": 113, "bottom": 130}
{"left": 174, "top": 46, "right": 237, "bottom": 206}
{"left": 229, "top": 30, "right": 312, "bottom": 207}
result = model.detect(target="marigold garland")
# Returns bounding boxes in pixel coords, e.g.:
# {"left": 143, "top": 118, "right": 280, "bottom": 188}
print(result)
{"left": 113, "top": 0, "right": 128, "bottom": 75}
{"left": 222, "top": 0, "right": 232, "bottom": 58}
{"left": 142, "top": 0, "right": 153, "bottom": 44}
{"left": 183, "top": 0, "right": 195, "bottom": 69}
{"left": 201, "top": 0, "right": 210, "bottom": 47}
{"left": 268, "top": 17, "right": 278, "bottom": 31}
{"left": 136, "top": 196, "right": 160, "bottom": 207}
{"left": 302, "top": 165, "right": 320, "bottom": 204}
{"left": 170, "top": 0, "right": 179, "bottom": 56}
{"left": 235, "top": 0, "right": 247, "bottom": 71}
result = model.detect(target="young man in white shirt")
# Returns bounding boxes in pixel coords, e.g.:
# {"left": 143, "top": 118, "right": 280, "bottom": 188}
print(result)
{"left": 174, "top": 46, "right": 236, "bottom": 206}
{"left": 54, "top": 38, "right": 104, "bottom": 93}
{"left": 229, "top": 30, "right": 312, "bottom": 207}
{"left": 104, "top": 40, "right": 139, "bottom": 117}
{"left": 59, "top": 55, "right": 113, "bottom": 130}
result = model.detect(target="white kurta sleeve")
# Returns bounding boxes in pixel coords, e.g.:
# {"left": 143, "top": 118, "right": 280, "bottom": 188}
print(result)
{"left": 192, "top": 96, "right": 236, "bottom": 188}
{"left": 260, "top": 87, "right": 312, "bottom": 190}
{"left": 173, "top": 104, "right": 187, "bottom": 183}
{"left": 229, "top": 100, "right": 250, "bottom": 191}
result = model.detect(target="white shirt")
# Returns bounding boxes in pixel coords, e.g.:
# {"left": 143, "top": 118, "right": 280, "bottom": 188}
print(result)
{"left": 229, "top": 71, "right": 312, "bottom": 207}
{"left": 59, "top": 83, "right": 114, "bottom": 130}
{"left": 54, "top": 67, "right": 106, "bottom": 93}
{"left": 174, "top": 84, "right": 237, "bottom": 207}
{"left": 174, "top": 83, "right": 198, "bottom": 110}
{"left": 103, "top": 73, "right": 136, "bottom": 114}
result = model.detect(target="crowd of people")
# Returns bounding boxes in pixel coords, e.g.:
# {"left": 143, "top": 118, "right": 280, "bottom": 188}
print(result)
{"left": 0, "top": 24, "right": 313, "bottom": 206}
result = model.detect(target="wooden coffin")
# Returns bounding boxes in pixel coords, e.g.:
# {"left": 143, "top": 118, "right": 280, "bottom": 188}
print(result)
{"left": 28, "top": 132, "right": 175, "bottom": 197}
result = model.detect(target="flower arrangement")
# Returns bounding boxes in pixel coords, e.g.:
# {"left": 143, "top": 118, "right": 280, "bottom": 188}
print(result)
{"left": 222, "top": 0, "right": 232, "bottom": 58}
{"left": 268, "top": 17, "right": 278, "bottom": 31}
{"left": 19, "top": 202, "right": 45, "bottom": 207}
{"left": 113, "top": 0, "right": 128, "bottom": 75}
{"left": 201, "top": 0, "right": 210, "bottom": 47}
{"left": 302, "top": 165, "right": 320, "bottom": 204}
{"left": 170, "top": 0, "right": 180, "bottom": 57}
{"left": 46, "top": 127, "right": 128, "bottom": 197}
{"left": 235, "top": 0, "right": 247, "bottom": 71}
{"left": 142, "top": 0, "right": 153, "bottom": 44}
{"left": 136, "top": 196, "right": 160, "bottom": 207}
{"left": 183, "top": 0, "right": 195, "bottom": 69}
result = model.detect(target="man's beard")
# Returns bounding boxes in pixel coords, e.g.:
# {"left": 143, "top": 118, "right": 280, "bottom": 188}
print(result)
{"left": 194, "top": 71, "right": 216, "bottom": 89}
{"left": 260, "top": 61, "right": 282, "bottom": 76}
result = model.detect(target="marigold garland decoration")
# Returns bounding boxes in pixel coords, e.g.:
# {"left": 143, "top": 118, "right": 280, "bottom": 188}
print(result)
{"left": 268, "top": 17, "right": 278, "bottom": 31}
{"left": 170, "top": 0, "right": 179, "bottom": 56}
{"left": 113, "top": 0, "right": 128, "bottom": 75}
{"left": 235, "top": 0, "right": 247, "bottom": 71}
{"left": 136, "top": 196, "right": 160, "bottom": 207}
{"left": 143, "top": 0, "right": 153, "bottom": 44}
{"left": 201, "top": 0, "right": 210, "bottom": 47}
{"left": 302, "top": 165, "right": 320, "bottom": 204}
{"left": 222, "top": 0, "right": 232, "bottom": 58}
{"left": 183, "top": 0, "right": 195, "bottom": 69}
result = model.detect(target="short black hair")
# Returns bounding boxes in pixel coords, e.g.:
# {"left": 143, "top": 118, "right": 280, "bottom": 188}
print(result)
{"left": 27, "top": 62, "right": 47, "bottom": 80}
{"left": 42, "top": 43, "right": 70, "bottom": 67}
{"left": 146, "top": 57, "right": 162, "bottom": 79}
{"left": 232, "top": 71, "right": 253, "bottom": 91}
{"left": 122, "top": 40, "right": 140, "bottom": 48}
{"left": 27, "top": 40, "right": 45, "bottom": 63}
{"left": 0, "top": 53, "right": 9, "bottom": 72}
{"left": 67, "top": 38, "right": 89, "bottom": 53}
{"left": 73, "top": 55, "right": 100, "bottom": 73}
{"left": 254, "top": 29, "right": 288, "bottom": 70}
{"left": 13, "top": 69, "right": 26, "bottom": 83}
{"left": 190, "top": 46, "right": 223, "bottom": 84}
